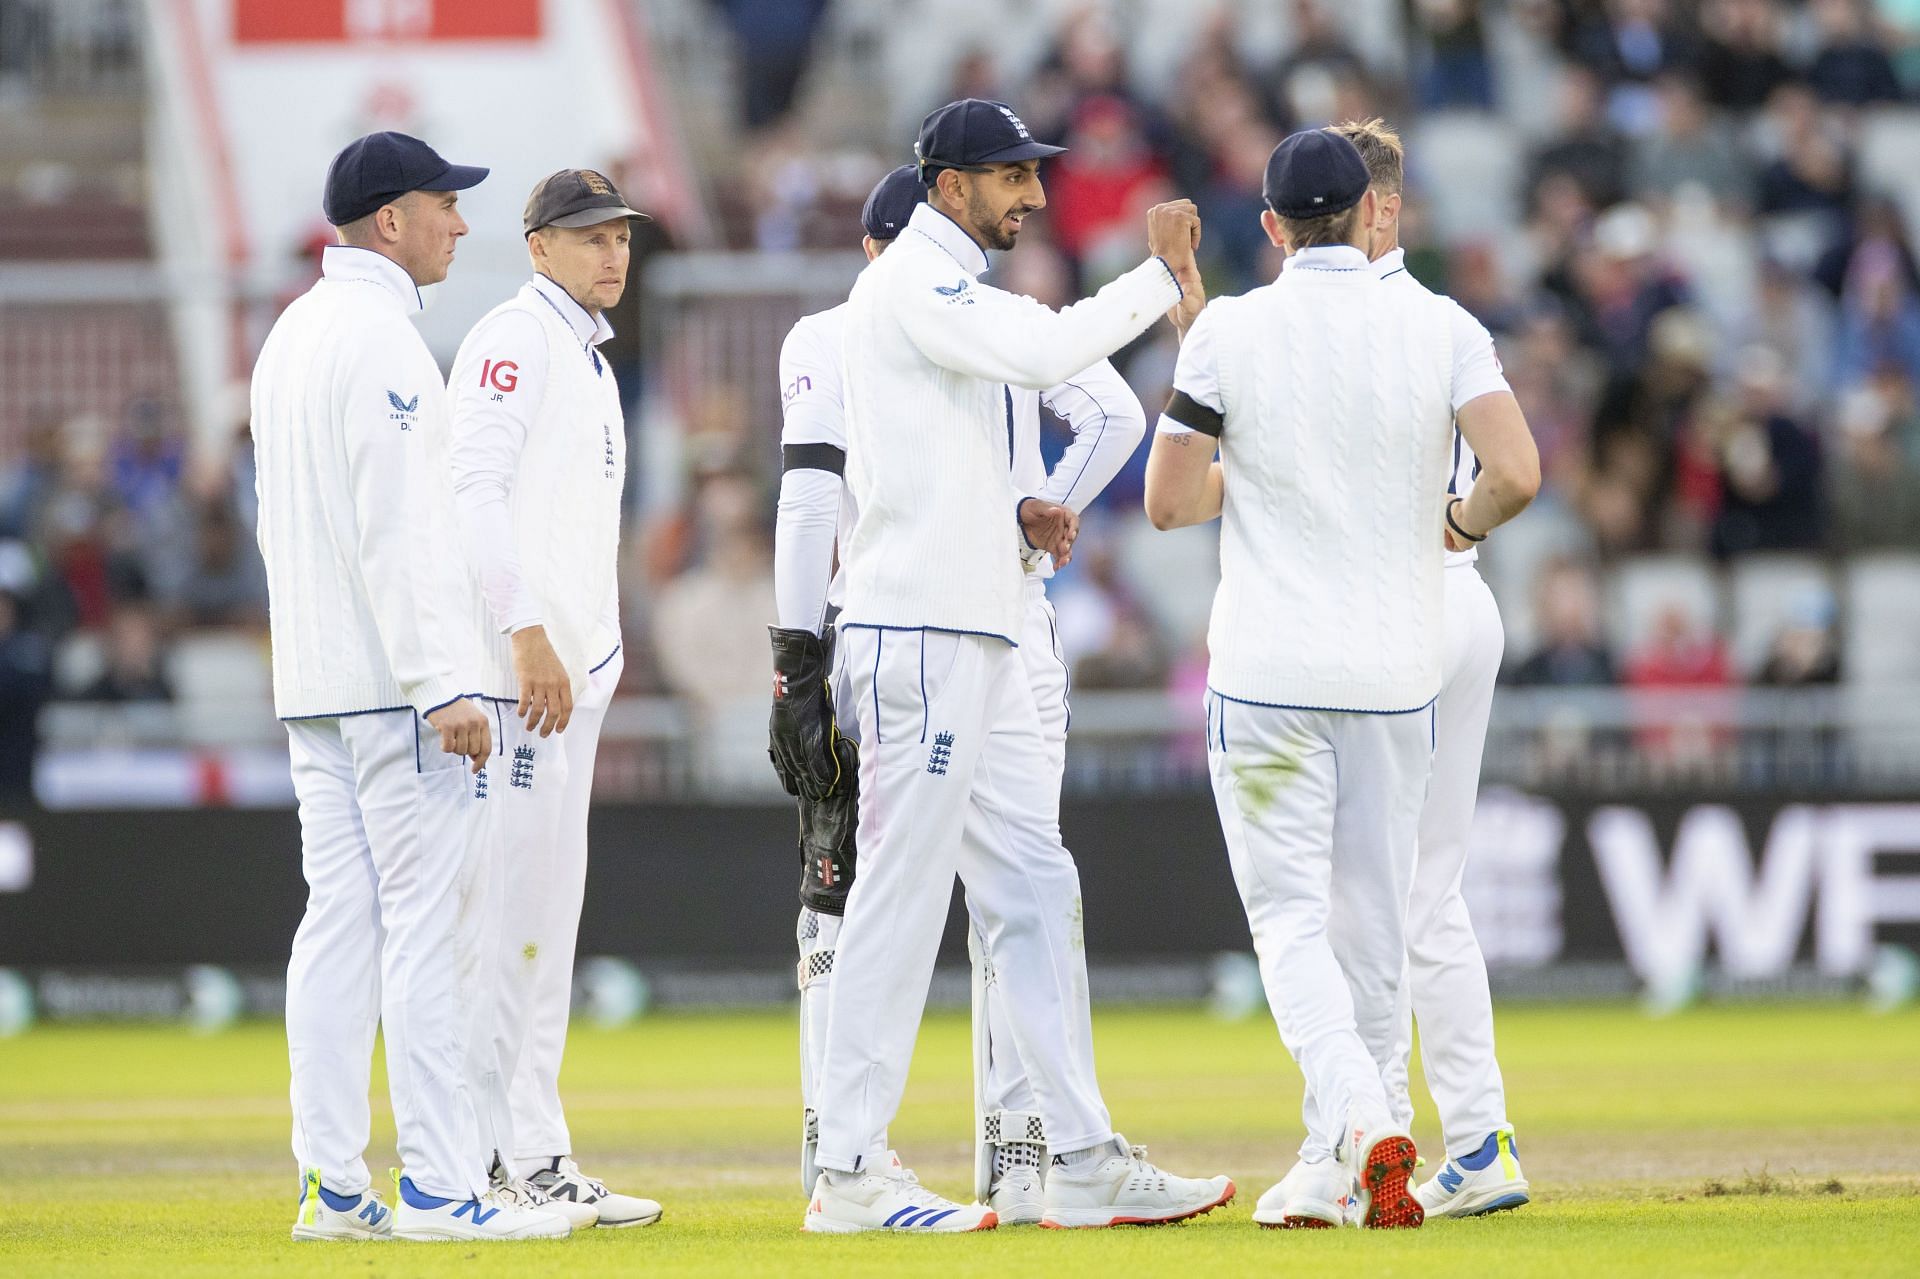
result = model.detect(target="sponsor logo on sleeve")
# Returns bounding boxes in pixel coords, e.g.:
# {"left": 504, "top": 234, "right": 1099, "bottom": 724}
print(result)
{"left": 480, "top": 358, "right": 520, "bottom": 401}
{"left": 386, "top": 391, "right": 418, "bottom": 429}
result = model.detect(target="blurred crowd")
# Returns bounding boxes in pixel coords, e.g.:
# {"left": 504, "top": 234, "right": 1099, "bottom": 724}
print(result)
{"left": 640, "top": 0, "right": 1920, "bottom": 729}
{"left": 6, "top": 0, "right": 1920, "bottom": 792}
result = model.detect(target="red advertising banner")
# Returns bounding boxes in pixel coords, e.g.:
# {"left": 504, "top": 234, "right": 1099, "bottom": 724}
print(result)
{"left": 234, "top": 0, "right": 542, "bottom": 42}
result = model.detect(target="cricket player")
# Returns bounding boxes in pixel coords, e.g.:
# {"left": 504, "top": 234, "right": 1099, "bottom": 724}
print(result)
{"left": 1259, "top": 119, "right": 1532, "bottom": 1225}
{"left": 770, "top": 165, "right": 1150, "bottom": 1225}
{"left": 256, "top": 132, "right": 567, "bottom": 1242}
{"left": 801, "top": 99, "right": 1232, "bottom": 1234}
{"left": 449, "top": 169, "right": 661, "bottom": 1229}
{"left": 1142, "top": 129, "right": 1539, "bottom": 1229}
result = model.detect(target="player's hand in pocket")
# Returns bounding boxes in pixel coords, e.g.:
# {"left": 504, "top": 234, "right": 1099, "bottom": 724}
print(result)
{"left": 425, "top": 697, "right": 493, "bottom": 774}
{"left": 511, "top": 624, "right": 574, "bottom": 737}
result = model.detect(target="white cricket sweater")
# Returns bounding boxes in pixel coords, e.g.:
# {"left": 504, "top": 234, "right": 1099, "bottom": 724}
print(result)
{"left": 250, "top": 245, "right": 480, "bottom": 719}
{"left": 449, "top": 275, "right": 626, "bottom": 699}
{"left": 1184, "top": 246, "right": 1458, "bottom": 712}
{"left": 837, "top": 203, "right": 1180, "bottom": 641}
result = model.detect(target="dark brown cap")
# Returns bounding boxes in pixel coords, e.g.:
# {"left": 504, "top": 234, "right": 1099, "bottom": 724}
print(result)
{"left": 523, "top": 168, "right": 650, "bottom": 235}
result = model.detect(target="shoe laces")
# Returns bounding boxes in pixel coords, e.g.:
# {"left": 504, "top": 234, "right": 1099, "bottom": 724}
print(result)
{"left": 495, "top": 1178, "right": 553, "bottom": 1208}
{"left": 556, "top": 1158, "right": 610, "bottom": 1198}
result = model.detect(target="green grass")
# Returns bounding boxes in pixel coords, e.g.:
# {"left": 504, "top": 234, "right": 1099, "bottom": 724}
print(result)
{"left": 1, "top": 1002, "right": 1916, "bottom": 1276}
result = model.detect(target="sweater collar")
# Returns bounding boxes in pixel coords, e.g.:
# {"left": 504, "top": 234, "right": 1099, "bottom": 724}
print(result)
{"left": 320, "top": 245, "right": 423, "bottom": 313}
{"left": 906, "top": 203, "right": 991, "bottom": 278}
{"left": 528, "top": 273, "right": 616, "bottom": 347}
{"left": 1372, "top": 247, "right": 1406, "bottom": 277}
{"left": 1283, "top": 244, "right": 1371, "bottom": 275}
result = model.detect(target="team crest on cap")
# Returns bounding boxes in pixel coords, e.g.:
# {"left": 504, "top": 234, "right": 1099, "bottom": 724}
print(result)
{"left": 579, "top": 170, "right": 613, "bottom": 196}
{"left": 996, "top": 105, "right": 1033, "bottom": 140}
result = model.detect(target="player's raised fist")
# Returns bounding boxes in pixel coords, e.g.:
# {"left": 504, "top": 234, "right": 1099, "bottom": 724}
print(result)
{"left": 1147, "top": 200, "right": 1201, "bottom": 266}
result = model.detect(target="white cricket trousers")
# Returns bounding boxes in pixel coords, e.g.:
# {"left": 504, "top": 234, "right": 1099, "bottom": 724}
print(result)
{"left": 798, "top": 585, "right": 1074, "bottom": 1128}
{"left": 477, "top": 648, "right": 623, "bottom": 1178}
{"left": 976, "top": 581, "right": 1072, "bottom": 1117}
{"left": 814, "top": 625, "right": 1112, "bottom": 1172}
{"left": 1390, "top": 564, "right": 1510, "bottom": 1158}
{"left": 1205, "top": 691, "right": 1433, "bottom": 1151}
{"left": 285, "top": 709, "right": 493, "bottom": 1201}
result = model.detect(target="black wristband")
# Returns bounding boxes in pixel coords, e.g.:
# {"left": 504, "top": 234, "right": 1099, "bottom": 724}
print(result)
{"left": 1446, "top": 497, "right": 1487, "bottom": 544}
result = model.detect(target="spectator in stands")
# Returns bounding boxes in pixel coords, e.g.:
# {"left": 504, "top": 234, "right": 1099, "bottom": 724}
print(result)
{"left": 1567, "top": 203, "right": 1690, "bottom": 375}
{"left": 1567, "top": 0, "right": 1702, "bottom": 134}
{"left": 1703, "top": 350, "right": 1825, "bottom": 556}
{"left": 1833, "top": 238, "right": 1920, "bottom": 387}
{"left": 1527, "top": 66, "right": 1630, "bottom": 211}
{"left": 1698, "top": 0, "right": 1794, "bottom": 112}
{"left": 1265, "top": 0, "right": 1374, "bottom": 126}
{"left": 1043, "top": 95, "right": 1168, "bottom": 276}
{"left": 1408, "top": 0, "right": 1496, "bottom": 110}
{"left": 652, "top": 472, "right": 776, "bottom": 718}
{"left": 78, "top": 601, "right": 172, "bottom": 703}
{"left": 36, "top": 430, "right": 145, "bottom": 631}
{"left": 1754, "top": 589, "right": 1842, "bottom": 685}
{"left": 108, "top": 399, "right": 183, "bottom": 528}
{"left": 1506, "top": 301, "right": 1604, "bottom": 488}
{"left": 1624, "top": 601, "right": 1735, "bottom": 761}
{"left": 1739, "top": 255, "right": 1839, "bottom": 412}
{"left": 1509, "top": 557, "right": 1618, "bottom": 686}
{"left": 1805, "top": 0, "right": 1906, "bottom": 107}
{"left": 1625, "top": 601, "right": 1733, "bottom": 688}
{"left": 0, "top": 588, "right": 50, "bottom": 800}
{"left": 1628, "top": 72, "right": 1757, "bottom": 211}
{"left": 1755, "top": 82, "right": 1856, "bottom": 228}
{"left": 1193, "top": 118, "right": 1283, "bottom": 294}
{"left": 712, "top": 0, "right": 829, "bottom": 129}
{"left": 0, "top": 412, "right": 61, "bottom": 540}
{"left": 1827, "top": 373, "right": 1920, "bottom": 547}
{"left": 166, "top": 498, "right": 268, "bottom": 629}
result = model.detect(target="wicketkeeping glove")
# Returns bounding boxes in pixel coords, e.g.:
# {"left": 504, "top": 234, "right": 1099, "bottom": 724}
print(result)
{"left": 769, "top": 625, "right": 852, "bottom": 801}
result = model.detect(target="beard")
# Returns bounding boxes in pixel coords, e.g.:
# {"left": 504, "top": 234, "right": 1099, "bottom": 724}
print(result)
{"left": 966, "top": 187, "right": 1022, "bottom": 252}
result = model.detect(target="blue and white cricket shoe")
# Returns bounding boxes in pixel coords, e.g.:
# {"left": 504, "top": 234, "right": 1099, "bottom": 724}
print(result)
{"left": 390, "top": 1172, "right": 572, "bottom": 1241}
{"left": 804, "top": 1153, "right": 997, "bottom": 1233}
{"left": 1415, "top": 1127, "right": 1530, "bottom": 1219}
{"left": 291, "top": 1168, "right": 393, "bottom": 1241}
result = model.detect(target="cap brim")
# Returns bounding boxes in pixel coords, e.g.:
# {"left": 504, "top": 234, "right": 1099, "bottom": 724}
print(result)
{"left": 418, "top": 162, "right": 491, "bottom": 193}
{"left": 542, "top": 203, "right": 653, "bottom": 229}
{"left": 977, "top": 140, "right": 1068, "bottom": 164}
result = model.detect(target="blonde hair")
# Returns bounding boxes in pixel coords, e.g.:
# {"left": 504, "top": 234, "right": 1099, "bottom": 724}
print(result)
{"left": 1331, "top": 118, "right": 1404, "bottom": 196}
{"left": 1277, "top": 204, "right": 1363, "bottom": 251}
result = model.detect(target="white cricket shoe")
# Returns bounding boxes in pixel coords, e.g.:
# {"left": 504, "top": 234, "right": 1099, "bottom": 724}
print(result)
{"left": 1338, "top": 1118, "right": 1423, "bottom": 1229}
{"left": 528, "top": 1157, "right": 663, "bottom": 1229}
{"left": 1039, "top": 1136, "right": 1235, "bottom": 1229}
{"left": 390, "top": 1174, "right": 572, "bottom": 1241}
{"left": 1251, "top": 1157, "right": 1350, "bottom": 1229}
{"left": 291, "top": 1168, "right": 393, "bottom": 1241}
{"left": 803, "top": 1156, "right": 997, "bottom": 1234}
{"left": 1415, "top": 1128, "right": 1530, "bottom": 1219}
{"left": 988, "top": 1167, "right": 1046, "bottom": 1225}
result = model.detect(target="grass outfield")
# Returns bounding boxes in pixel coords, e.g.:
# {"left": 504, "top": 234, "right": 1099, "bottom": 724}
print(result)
{"left": 1, "top": 1002, "right": 1915, "bottom": 1276}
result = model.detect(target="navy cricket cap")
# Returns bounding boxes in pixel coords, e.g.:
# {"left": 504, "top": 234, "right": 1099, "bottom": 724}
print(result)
{"left": 914, "top": 99, "right": 1066, "bottom": 183}
{"left": 323, "top": 131, "right": 489, "bottom": 226}
{"left": 860, "top": 164, "right": 924, "bottom": 239}
{"left": 1262, "top": 129, "right": 1370, "bottom": 220}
